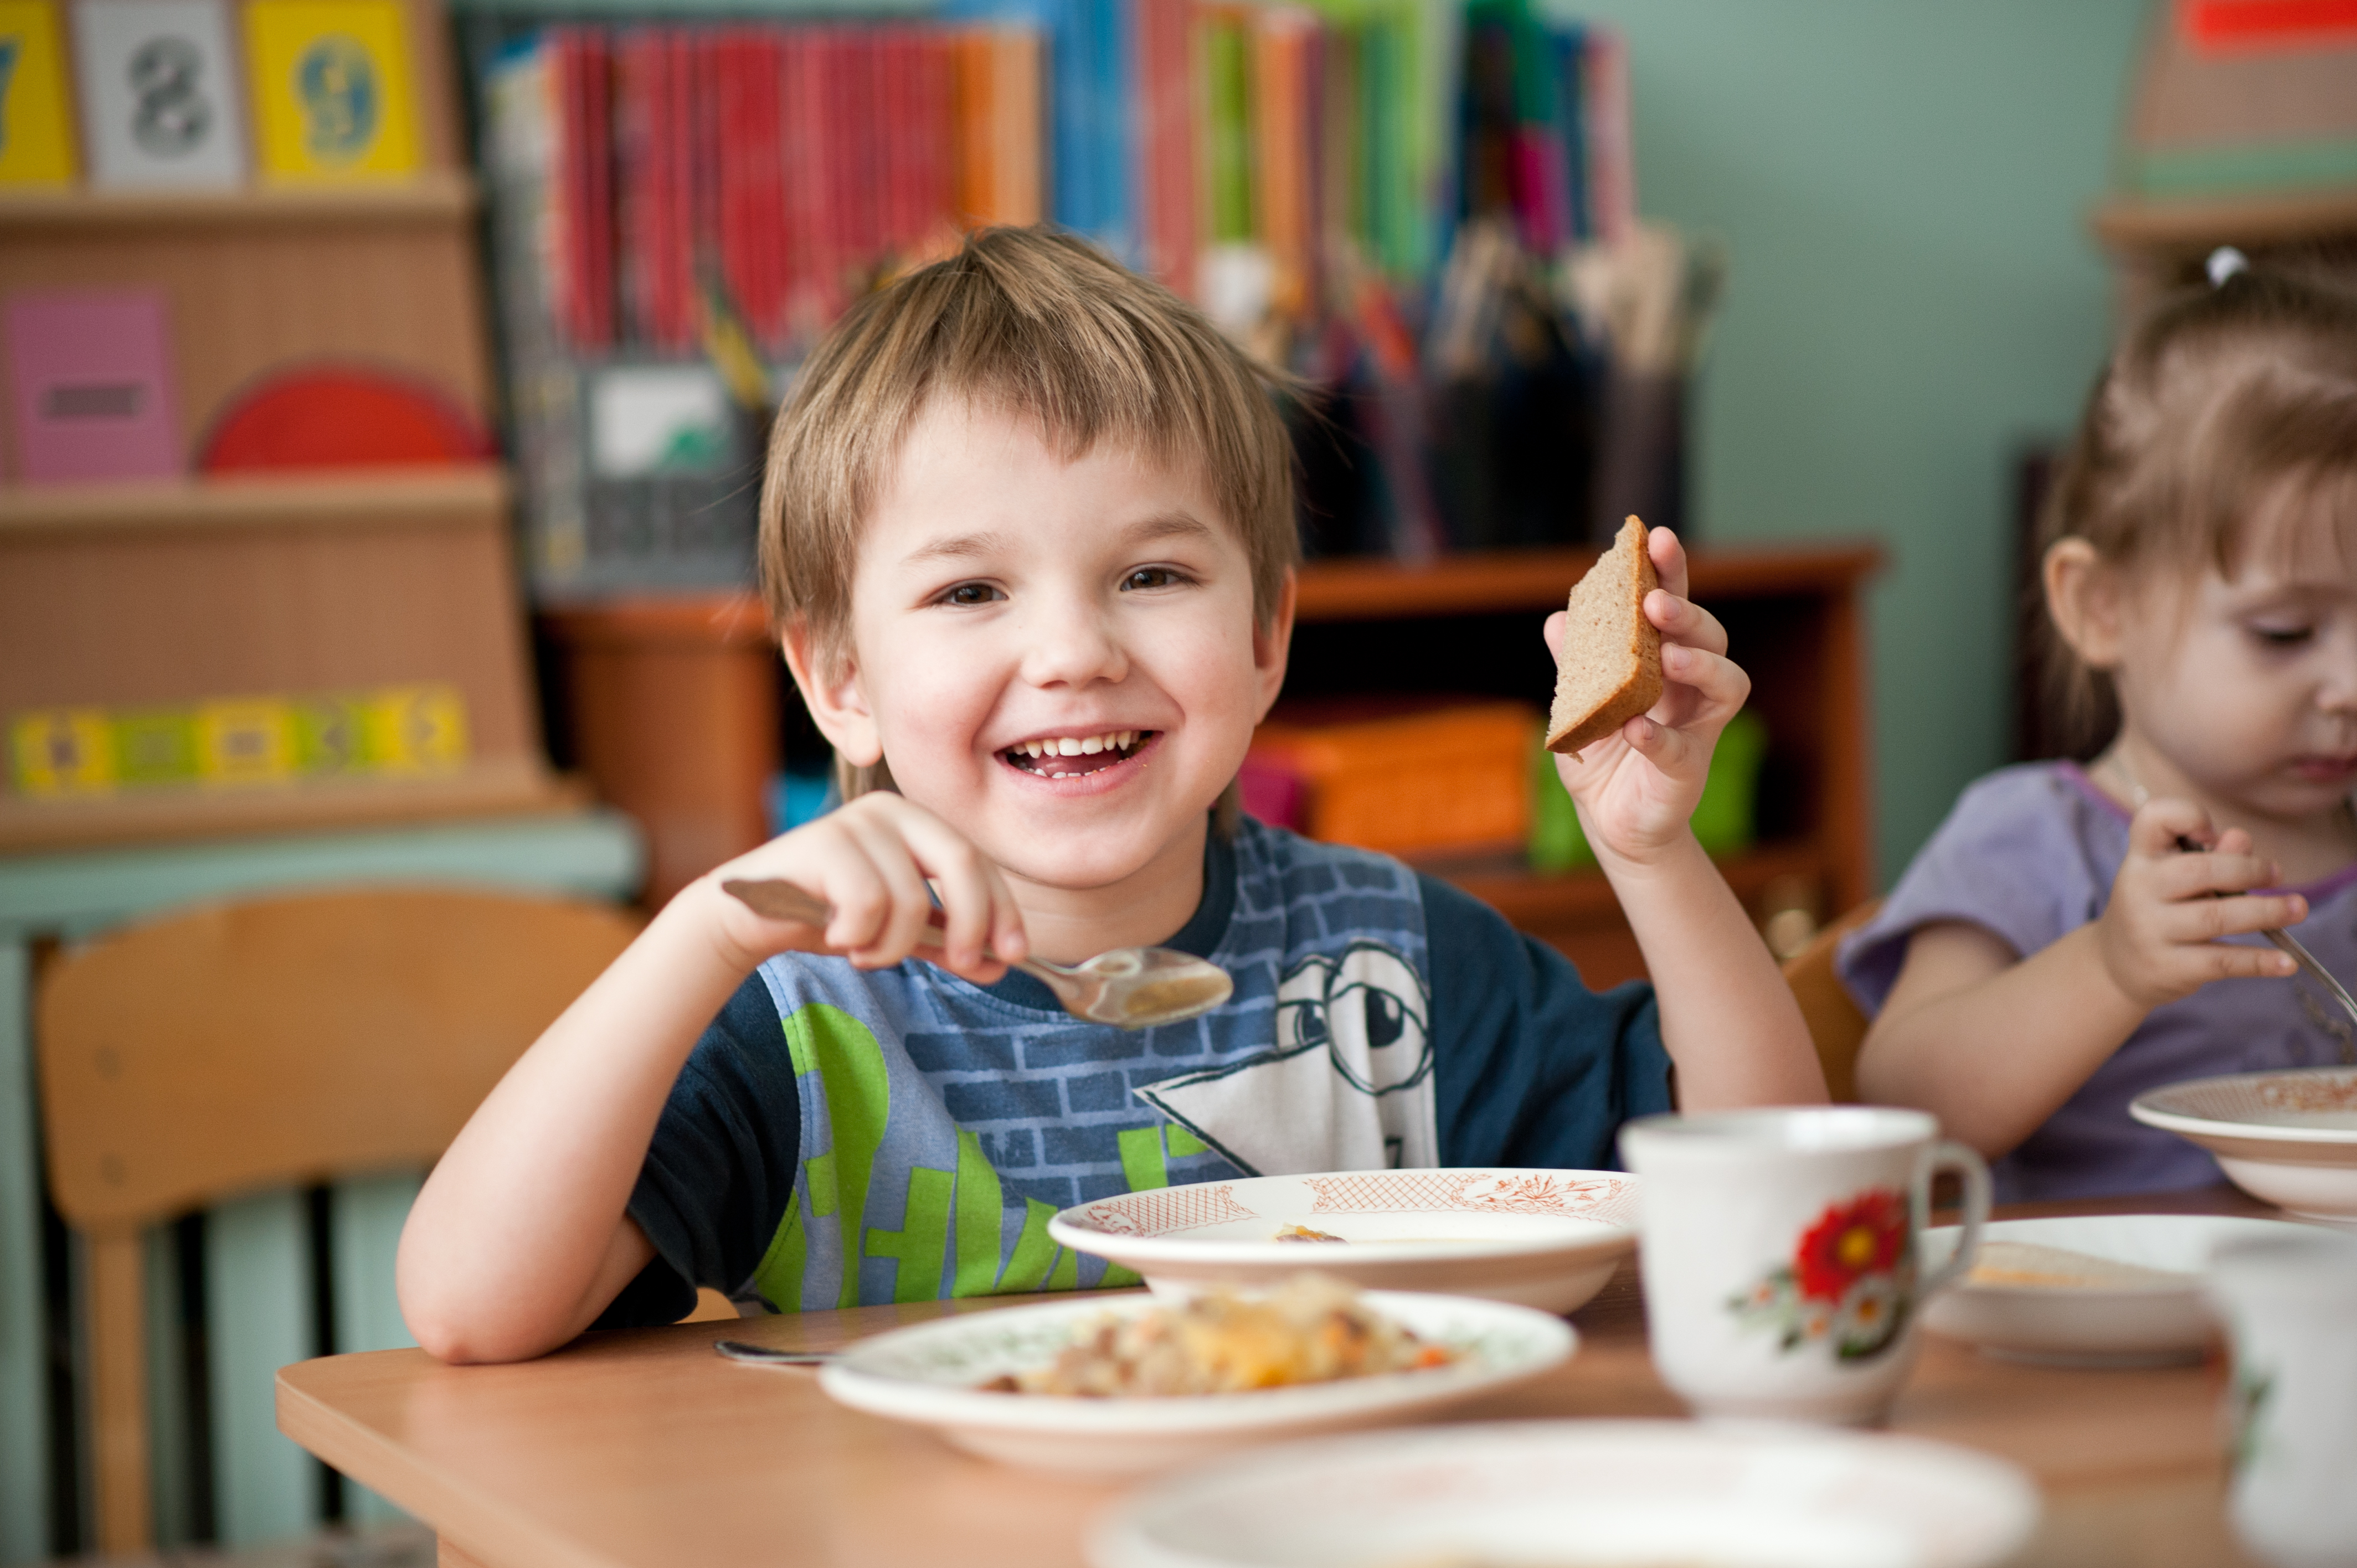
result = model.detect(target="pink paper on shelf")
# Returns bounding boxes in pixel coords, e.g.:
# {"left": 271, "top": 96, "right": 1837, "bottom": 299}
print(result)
{"left": 4, "top": 290, "right": 184, "bottom": 481}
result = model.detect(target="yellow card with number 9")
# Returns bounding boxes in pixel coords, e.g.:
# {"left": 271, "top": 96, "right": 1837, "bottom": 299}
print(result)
{"left": 244, "top": 0, "right": 419, "bottom": 180}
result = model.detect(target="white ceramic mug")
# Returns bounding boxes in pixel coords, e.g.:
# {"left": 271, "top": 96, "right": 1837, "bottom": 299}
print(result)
{"left": 2207, "top": 1230, "right": 2357, "bottom": 1568}
{"left": 1619, "top": 1106, "right": 1990, "bottom": 1425}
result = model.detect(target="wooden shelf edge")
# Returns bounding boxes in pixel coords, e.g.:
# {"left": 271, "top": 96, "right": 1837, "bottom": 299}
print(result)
{"left": 518, "top": 543, "right": 1887, "bottom": 643}
{"left": 0, "top": 170, "right": 479, "bottom": 231}
{"left": 1294, "top": 542, "right": 1884, "bottom": 622}
{"left": 2092, "top": 186, "right": 2357, "bottom": 254}
{"left": 0, "top": 465, "right": 512, "bottom": 533}
{"left": 0, "top": 761, "right": 586, "bottom": 857}
{"left": 538, "top": 594, "right": 779, "bottom": 651}
{"left": 1433, "top": 839, "right": 1829, "bottom": 922}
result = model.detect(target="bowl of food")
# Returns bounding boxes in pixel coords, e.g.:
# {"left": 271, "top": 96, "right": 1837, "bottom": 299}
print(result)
{"left": 1048, "top": 1169, "right": 1639, "bottom": 1313}
{"left": 816, "top": 1275, "right": 1574, "bottom": 1475}
{"left": 1088, "top": 1419, "right": 2040, "bottom": 1568}
{"left": 2130, "top": 1068, "right": 2357, "bottom": 1218}
{"left": 1919, "top": 1213, "right": 2314, "bottom": 1366}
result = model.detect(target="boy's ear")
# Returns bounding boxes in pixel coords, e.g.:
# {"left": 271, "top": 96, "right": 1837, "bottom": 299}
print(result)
{"left": 1250, "top": 569, "right": 1298, "bottom": 723}
{"left": 2043, "top": 537, "right": 2123, "bottom": 670}
{"left": 780, "top": 620, "right": 885, "bottom": 767}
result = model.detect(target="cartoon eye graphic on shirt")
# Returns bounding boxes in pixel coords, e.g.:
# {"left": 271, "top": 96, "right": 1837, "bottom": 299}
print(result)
{"left": 1272, "top": 941, "right": 1433, "bottom": 1097}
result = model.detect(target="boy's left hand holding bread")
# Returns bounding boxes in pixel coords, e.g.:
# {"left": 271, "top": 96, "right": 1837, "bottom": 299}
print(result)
{"left": 1547, "top": 524, "right": 1752, "bottom": 865}
{"left": 1545, "top": 523, "right": 1825, "bottom": 1111}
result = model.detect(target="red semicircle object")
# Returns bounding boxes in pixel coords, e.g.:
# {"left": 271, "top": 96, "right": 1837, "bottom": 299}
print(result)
{"left": 200, "top": 366, "right": 493, "bottom": 472}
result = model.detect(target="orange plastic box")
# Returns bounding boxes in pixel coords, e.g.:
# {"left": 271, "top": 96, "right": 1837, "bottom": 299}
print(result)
{"left": 1247, "top": 698, "right": 1540, "bottom": 857}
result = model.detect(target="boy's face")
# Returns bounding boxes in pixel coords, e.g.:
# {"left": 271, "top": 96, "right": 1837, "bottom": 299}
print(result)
{"left": 808, "top": 397, "right": 1290, "bottom": 894}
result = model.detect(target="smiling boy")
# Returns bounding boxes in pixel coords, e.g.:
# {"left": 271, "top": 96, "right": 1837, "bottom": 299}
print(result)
{"left": 399, "top": 228, "right": 1822, "bottom": 1362}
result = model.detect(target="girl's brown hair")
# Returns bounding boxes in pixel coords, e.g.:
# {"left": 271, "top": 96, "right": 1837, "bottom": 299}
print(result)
{"left": 2036, "top": 260, "right": 2357, "bottom": 757}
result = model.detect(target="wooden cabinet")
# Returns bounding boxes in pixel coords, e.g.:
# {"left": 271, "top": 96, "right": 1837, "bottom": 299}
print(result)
{"left": 538, "top": 599, "right": 781, "bottom": 905}
{"left": 541, "top": 541, "right": 1880, "bottom": 961}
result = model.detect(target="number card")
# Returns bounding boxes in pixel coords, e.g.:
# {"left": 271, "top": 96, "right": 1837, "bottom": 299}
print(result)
{"left": 243, "top": 0, "right": 420, "bottom": 180}
{"left": 0, "top": 0, "right": 78, "bottom": 185}
{"left": 73, "top": 0, "right": 248, "bottom": 188}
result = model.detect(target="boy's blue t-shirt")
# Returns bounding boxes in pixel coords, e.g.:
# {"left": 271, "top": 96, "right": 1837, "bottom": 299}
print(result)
{"left": 603, "top": 818, "right": 1669, "bottom": 1324}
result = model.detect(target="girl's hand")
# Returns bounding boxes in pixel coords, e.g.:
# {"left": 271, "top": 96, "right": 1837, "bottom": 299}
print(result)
{"left": 691, "top": 791, "right": 1027, "bottom": 983}
{"left": 1543, "top": 526, "right": 1750, "bottom": 865}
{"left": 2096, "top": 799, "right": 2304, "bottom": 1009}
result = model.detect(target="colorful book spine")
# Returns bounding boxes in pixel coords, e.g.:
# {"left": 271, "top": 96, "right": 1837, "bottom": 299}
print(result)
{"left": 545, "top": 25, "right": 615, "bottom": 351}
{"left": 1202, "top": 10, "right": 1253, "bottom": 246}
{"left": 1581, "top": 24, "right": 1634, "bottom": 245}
{"left": 1252, "top": 8, "right": 1319, "bottom": 321}
{"left": 615, "top": 27, "right": 697, "bottom": 352}
{"left": 1133, "top": 0, "right": 1196, "bottom": 293}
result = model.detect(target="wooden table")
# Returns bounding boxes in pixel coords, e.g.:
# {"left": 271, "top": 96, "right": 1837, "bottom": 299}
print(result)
{"left": 278, "top": 1188, "right": 2276, "bottom": 1568}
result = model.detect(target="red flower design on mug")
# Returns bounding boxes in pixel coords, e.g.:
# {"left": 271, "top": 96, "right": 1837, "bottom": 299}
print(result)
{"left": 1792, "top": 1190, "right": 1908, "bottom": 1303}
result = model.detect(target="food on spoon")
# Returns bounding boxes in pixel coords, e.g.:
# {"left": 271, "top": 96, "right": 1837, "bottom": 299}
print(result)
{"left": 1545, "top": 514, "right": 1663, "bottom": 756}
{"left": 981, "top": 1274, "right": 1456, "bottom": 1396}
{"left": 1274, "top": 1224, "right": 1347, "bottom": 1242}
{"left": 1966, "top": 1240, "right": 2194, "bottom": 1290}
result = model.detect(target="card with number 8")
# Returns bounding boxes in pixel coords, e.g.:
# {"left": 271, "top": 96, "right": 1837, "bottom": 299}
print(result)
{"left": 73, "top": 0, "right": 249, "bottom": 188}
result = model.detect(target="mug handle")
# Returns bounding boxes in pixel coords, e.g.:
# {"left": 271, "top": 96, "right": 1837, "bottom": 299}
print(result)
{"left": 1918, "top": 1140, "right": 1991, "bottom": 1296}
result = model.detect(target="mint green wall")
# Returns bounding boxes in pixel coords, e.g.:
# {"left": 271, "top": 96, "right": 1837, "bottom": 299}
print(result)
{"left": 1556, "top": 0, "right": 2150, "bottom": 883}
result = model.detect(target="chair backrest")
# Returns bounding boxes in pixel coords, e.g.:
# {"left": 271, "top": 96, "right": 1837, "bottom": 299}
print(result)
{"left": 1780, "top": 898, "right": 1881, "bottom": 1104}
{"left": 35, "top": 885, "right": 639, "bottom": 1553}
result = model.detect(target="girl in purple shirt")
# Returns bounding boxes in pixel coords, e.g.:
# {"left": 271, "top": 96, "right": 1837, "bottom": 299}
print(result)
{"left": 1840, "top": 259, "right": 2357, "bottom": 1201}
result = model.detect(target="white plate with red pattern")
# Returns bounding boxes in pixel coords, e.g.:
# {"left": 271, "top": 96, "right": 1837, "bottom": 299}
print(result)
{"left": 1090, "top": 1419, "right": 2040, "bottom": 1568}
{"left": 1047, "top": 1168, "right": 1639, "bottom": 1314}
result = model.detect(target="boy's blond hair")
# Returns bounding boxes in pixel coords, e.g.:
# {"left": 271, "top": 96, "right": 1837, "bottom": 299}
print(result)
{"left": 759, "top": 226, "right": 1301, "bottom": 677}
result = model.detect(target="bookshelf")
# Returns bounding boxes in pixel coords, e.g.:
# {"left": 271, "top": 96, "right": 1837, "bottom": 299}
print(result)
{"left": 540, "top": 541, "right": 1881, "bottom": 984}
{"left": 0, "top": 0, "right": 565, "bottom": 854}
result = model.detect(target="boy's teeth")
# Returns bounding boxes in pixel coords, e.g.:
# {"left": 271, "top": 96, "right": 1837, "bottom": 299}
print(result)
{"left": 1011, "top": 730, "right": 1141, "bottom": 764}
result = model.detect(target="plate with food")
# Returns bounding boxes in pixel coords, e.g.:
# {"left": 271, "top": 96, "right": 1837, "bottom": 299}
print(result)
{"left": 2130, "top": 1067, "right": 2357, "bottom": 1217}
{"left": 1047, "top": 1168, "right": 1639, "bottom": 1313}
{"left": 1919, "top": 1213, "right": 2315, "bottom": 1366}
{"left": 1088, "top": 1419, "right": 2040, "bottom": 1568}
{"left": 816, "top": 1275, "right": 1574, "bottom": 1475}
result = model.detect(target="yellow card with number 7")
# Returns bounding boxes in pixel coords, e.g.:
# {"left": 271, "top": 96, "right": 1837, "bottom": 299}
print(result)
{"left": 244, "top": 0, "right": 420, "bottom": 180}
{"left": 0, "top": 0, "right": 80, "bottom": 185}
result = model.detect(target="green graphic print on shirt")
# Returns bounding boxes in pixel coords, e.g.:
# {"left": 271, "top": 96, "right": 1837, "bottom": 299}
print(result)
{"left": 746, "top": 1003, "right": 1218, "bottom": 1312}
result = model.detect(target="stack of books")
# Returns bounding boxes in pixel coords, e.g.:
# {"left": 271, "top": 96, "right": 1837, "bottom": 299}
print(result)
{"left": 470, "top": 0, "right": 1646, "bottom": 596}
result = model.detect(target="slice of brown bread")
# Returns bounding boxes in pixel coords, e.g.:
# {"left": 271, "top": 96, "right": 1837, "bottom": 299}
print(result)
{"left": 1545, "top": 514, "right": 1663, "bottom": 755}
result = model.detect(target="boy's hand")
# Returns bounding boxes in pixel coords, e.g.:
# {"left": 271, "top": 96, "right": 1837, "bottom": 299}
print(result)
{"left": 2095, "top": 799, "right": 2302, "bottom": 1009}
{"left": 1543, "top": 526, "right": 1748, "bottom": 865}
{"left": 693, "top": 792, "right": 1027, "bottom": 983}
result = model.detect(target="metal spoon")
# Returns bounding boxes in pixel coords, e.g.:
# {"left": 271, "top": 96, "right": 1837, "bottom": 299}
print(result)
{"left": 713, "top": 1339, "right": 836, "bottom": 1366}
{"left": 719, "top": 877, "right": 1233, "bottom": 1029}
{"left": 2175, "top": 835, "right": 2357, "bottom": 1033}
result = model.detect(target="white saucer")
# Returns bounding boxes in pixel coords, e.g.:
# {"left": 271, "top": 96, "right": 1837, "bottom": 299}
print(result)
{"left": 816, "top": 1288, "right": 1574, "bottom": 1476}
{"left": 1089, "top": 1419, "right": 2041, "bottom": 1568}
{"left": 1921, "top": 1213, "right": 2315, "bottom": 1366}
{"left": 1047, "top": 1168, "right": 1639, "bottom": 1313}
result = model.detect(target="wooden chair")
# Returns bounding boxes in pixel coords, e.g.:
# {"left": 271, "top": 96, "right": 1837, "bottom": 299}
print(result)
{"left": 1780, "top": 899, "right": 1882, "bottom": 1103}
{"left": 35, "top": 886, "right": 641, "bottom": 1555}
